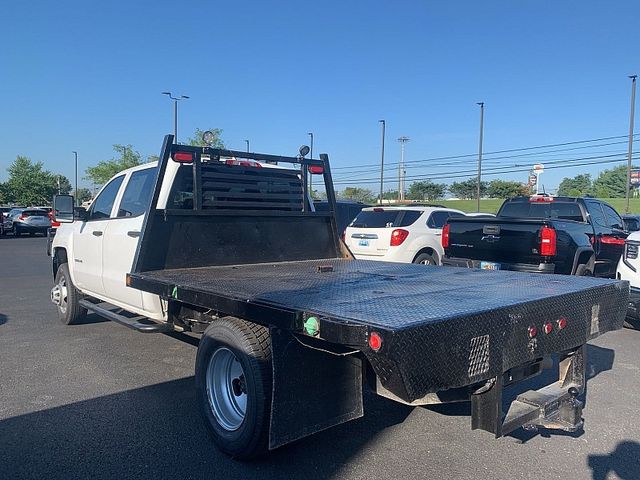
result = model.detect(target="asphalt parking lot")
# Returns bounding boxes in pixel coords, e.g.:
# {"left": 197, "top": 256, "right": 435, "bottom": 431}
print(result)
{"left": 0, "top": 236, "right": 639, "bottom": 480}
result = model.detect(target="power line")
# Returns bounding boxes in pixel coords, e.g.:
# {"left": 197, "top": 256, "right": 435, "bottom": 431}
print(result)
{"left": 331, "top": 133, "right": 639, "bottom": 172}
{"left": 333, "top": 153, "right": 640, "bottom": 185}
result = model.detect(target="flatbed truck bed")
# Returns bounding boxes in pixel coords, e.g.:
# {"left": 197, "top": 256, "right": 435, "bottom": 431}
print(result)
{"left": 52, "top": 135, "right": 629, "bottom": 459}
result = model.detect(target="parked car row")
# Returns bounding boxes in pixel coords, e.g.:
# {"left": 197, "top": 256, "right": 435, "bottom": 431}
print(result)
{"left": 1, "top": 206, "right": 52, "bottom": 236}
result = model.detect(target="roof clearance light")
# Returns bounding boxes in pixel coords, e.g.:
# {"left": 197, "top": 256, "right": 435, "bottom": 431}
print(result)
{"left": 368, "top": 331, "right": 383, "bottom": 351}
{"left": 543, "top": 322, "right": 553, "bottom": 334}
{"left": 528, "top": 325, "right": 537, "bottom": 338}
{"left": 172, "top": 152, "right": 194, "bottom": 163}
{"left": 529, "top": 195, "right": 554, "bottom": 202}
{"left": 308, "top": 165, "right": 324, "bottom": 174}
{"left": 557, "top": 318, "right": 567, "bottom": 330}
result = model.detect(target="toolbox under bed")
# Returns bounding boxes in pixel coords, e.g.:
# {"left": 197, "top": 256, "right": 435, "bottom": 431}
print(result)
{"left": 129, "top": 259, "right": 627, "bottom": 402}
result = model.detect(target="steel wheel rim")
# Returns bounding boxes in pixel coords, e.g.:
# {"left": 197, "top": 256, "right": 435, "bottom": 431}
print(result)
{"left": 57, "top": 276, "right": 68, "bottom": 314}
{"left": 206, "top": 347, "right": 247, "bottom": 431}
{"left": 420, "top": 258, "right": 434, "bottom": 265}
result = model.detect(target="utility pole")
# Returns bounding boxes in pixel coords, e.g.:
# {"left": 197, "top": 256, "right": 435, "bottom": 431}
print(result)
{"left": 476, "top": 102, "right": 485, "bottom": 213}
{"left": 161, "top": 92, "right": 189, "bottom": 143}
{"left": 397, "top": 136, "right": 410, "bottom": 202}
{"left": 625, "top": 75, "right": 637, "bottom": 213}
{"left": 308, "top": 132, "right": 314, "bottom": 196}
{"left": 72, "top": 151, "right": 78, "bottom": 206}
{"left": 379, "top": 120, "right": 386, "bottom": 204}
{"left": 245, "top": 139, "right": 250, "bottom": 152}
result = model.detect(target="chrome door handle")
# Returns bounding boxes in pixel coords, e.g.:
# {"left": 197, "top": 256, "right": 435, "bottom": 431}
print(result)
{"left": 92, "top": 231, "right": 103, "bottom": 237}
{"left": 127, "top": 231, "right": 141, "bottom": 238}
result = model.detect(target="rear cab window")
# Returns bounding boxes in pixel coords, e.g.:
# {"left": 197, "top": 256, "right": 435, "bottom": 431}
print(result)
{"left": 499, "top": 201, "right": 585, "bottom": 222}
{"left": 117, "top": 167, "right": 157, "bottom": 217}
{"left": 350, "top": 209, "right": 422, "bottom": 228}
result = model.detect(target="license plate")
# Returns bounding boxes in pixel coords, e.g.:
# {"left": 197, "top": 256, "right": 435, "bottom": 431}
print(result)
{"left": 359, "top": 239, "right": 369, "bottom": 247}
{"left": 480, "top": 261, "right": 500, "bottom": 270}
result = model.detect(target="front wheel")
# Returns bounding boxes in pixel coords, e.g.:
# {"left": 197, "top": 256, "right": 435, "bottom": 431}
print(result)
{"left": 574, "top": 264, "right": 593, "bottom": 276}
{"left": 52, "top": 264, "right": 87, "bottom": 325}
{"left": 413, "top": 252, "right": 437, "bottom": 266}
{"left": 195, "top": 317, "right": 272, "bottom": 459}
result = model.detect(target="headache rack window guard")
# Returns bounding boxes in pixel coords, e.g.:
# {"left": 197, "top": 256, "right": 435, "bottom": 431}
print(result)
{"left": 131, "top": 135, "right": 345, "bottom": 273}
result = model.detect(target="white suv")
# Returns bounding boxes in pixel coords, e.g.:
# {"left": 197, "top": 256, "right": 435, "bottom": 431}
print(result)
{"left": 616, "top": 231, "right": 640, "bottom": 329}
{"left": 344, "top": 206, "right": 465, "bottom": 265}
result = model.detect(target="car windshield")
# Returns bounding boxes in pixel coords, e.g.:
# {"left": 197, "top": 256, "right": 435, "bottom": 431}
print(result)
{"left": 350, "top": 209, "right": 422, "bottom": 228}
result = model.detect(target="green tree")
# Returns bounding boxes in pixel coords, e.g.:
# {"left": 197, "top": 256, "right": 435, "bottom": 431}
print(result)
{"left": 339, "top": 187, "right": 376, "bottom": 203}
{"left": 449, "top": 177, "right": 487, "bottom": 200}
{"left": 592, "top": 165, "right": 631, "bottom": 198}
{"left": 382, "top": 190, "right": 399, "bottom": 200}
{"left": 186, "top": 128, "right": 225, "bottom": 148}
{"left": 4, "top": 156, "right": 71, "bottom": 205}
{"left": 487, "top": 179, "right": 529, "bottom": 199}
{"left": 0, "top": 182, "right": 8, "bottom": 204}
{"left": 557, "top": 174, "right": 592, "bottom": 196}
{"left": 407, "top": 180, "right": 446, "bottom": 201}
{"left": 73, "top": 188, "right": 93, "bottom": 204}
{"left": 85, "top": 144, "right": 148, "bottom": 185}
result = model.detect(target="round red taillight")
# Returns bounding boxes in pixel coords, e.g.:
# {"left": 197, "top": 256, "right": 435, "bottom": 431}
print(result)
{"left": 528, "top": 325, "right": 537, "bottom": 338}
{"left": 368, "top": 331, "right": 383, "bottom": 351}
{"left": 557, "top": 318, "right": 567, "bottom": 330}
{"left": 543, "top": 322, "right": 553, "bottom": 335}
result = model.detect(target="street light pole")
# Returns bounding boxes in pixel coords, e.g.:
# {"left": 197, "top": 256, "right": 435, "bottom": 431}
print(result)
{"left": 162, "top": 92, "right": 190, "bottom": 143}
{"left": 72, "top": 151, "right": 78, "bottom": 206}
{"left": 245, "top": 139, "right": 250, "bottom": 152}
{"left": 308, "top": 132, "right": 314, "bottom": 195}
{"left": 397, "top": 136, "right": 410, "bottom": 202}
{"left": 379, "top": 120, "right": 385, "bottom": 204}
{"left": 625, "top": 75, "right": 637, "bottom": 214}
{"left": 476, "top": 102, "right": 484, "bottom": 213}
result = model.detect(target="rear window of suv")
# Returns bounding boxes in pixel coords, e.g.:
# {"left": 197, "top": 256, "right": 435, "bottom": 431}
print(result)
{"left": 21, "top": 210, "right": 48, "bottom": 217}
{"left": 350, "top": 209, "right": 422, "bottom": 228}
{"left": 499, "top": 201, "right": 585, "bottom": 222}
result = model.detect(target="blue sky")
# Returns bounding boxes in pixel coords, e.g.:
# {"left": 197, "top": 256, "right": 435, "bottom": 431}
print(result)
{"left": 1, "top": 0, "right": 638, "bottom": 193}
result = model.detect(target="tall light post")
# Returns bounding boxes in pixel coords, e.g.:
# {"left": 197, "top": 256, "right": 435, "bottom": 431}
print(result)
{"left": 379, "top": 120, "right": 386, "bottom": 204}
{"left": 308, "top": 132, "right": 314, "bottom": 195}
{"left": 245, "top": 139, "right": 250, "bottom": 152}
{"left": 476, "top": 102, "right": 485, "bottom": 212}
{"left": 397, "top": 136, "right": 410, "bottom": 202}
{"left": 161, "top": 92, "right": 190, "bottom": 143}
{"left": 625, "top": 75, "right": 637, "bottom": 213}
{"left": 72, "top": 151, "right": 78, "bottom": 206}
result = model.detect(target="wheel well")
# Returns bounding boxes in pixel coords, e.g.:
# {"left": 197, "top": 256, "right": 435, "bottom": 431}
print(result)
{"left": 413, "top": 247, "right": 438, "bottom": 263}
{"left": 52, "top": 248, "right": 68, "bottom": 278}
{"left": 575, "top": 250, "right": 595, "bottom": 273}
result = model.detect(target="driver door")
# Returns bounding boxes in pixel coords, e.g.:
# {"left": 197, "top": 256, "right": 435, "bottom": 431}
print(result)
{"left": 72, "top": 175, "right": 125, "bottom": 296}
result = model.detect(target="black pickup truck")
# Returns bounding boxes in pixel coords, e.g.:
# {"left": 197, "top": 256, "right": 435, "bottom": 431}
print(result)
{"left": 442, "top": 196, "right": 627, "bottom": 277}
{"left": 50, "top": 139, "right": 627, "bottom": 459}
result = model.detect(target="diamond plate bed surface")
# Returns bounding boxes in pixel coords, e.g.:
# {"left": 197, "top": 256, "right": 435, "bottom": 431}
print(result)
{"left": 136, "top": 258, "right": 625, "bottom": 330}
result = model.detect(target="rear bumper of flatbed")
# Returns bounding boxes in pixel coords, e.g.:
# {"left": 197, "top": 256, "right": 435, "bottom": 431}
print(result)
{"left": 128, "top": 259, "right": 627, "bottom": 404}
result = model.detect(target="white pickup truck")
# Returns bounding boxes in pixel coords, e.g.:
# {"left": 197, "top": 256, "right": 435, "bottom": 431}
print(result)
{"left": 49, "top": 135, "right": 627, "bottom": 459}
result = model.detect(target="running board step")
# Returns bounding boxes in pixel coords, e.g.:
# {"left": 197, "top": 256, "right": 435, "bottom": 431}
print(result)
{"left": 79, "top": 300, "right": 174, "bottom": 333}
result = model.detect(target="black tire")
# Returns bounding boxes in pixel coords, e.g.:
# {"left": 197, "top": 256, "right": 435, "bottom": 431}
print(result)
{"left": 195, "top": 317, "right": 272, "bottom": 459}
{"left": 413, "top": 252, "right": 437, "bottom": 266}
{"left": 53, "top": 263, "right": 87, "bottom": 325}
{"left": 29, "top": 232, "right": 35, "bottom": 237}
{"left": 574, "top": 264, "right": 593, "bottom": 276}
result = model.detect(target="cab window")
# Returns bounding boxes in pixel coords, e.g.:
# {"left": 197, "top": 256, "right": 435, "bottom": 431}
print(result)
{"left": 88, "top": 176, "right": 125, "bottom": 220}
{"left": 602, "top": 204, "right": 624, "bottom": 230}
{"left": 117, "top": 168, "right": 157, "bottom": 217}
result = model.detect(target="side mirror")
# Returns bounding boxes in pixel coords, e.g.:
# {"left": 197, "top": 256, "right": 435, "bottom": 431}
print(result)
{"left": 74, "top": 207, "right": 88, "bottom": 221}
{"left": 53, "top": 195, "right": 75, "bottom": 223}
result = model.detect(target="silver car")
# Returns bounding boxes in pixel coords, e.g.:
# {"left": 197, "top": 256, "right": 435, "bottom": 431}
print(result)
{"left": 10, "top": 209, "right": 51, "bottom": 236}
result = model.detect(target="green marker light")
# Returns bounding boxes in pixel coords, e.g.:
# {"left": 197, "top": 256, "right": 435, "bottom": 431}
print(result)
{"left": 304, "top": 316, "right": 320, "bottom": 336}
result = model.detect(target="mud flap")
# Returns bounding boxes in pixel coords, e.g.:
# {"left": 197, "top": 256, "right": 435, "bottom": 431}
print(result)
{"left": 269, "top": 328, "right": 364, "bottom": 450}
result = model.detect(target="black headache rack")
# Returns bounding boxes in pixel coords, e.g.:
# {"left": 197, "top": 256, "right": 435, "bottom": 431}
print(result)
{"left": 128, "top": 135, "right": 627, "bottom": 444}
